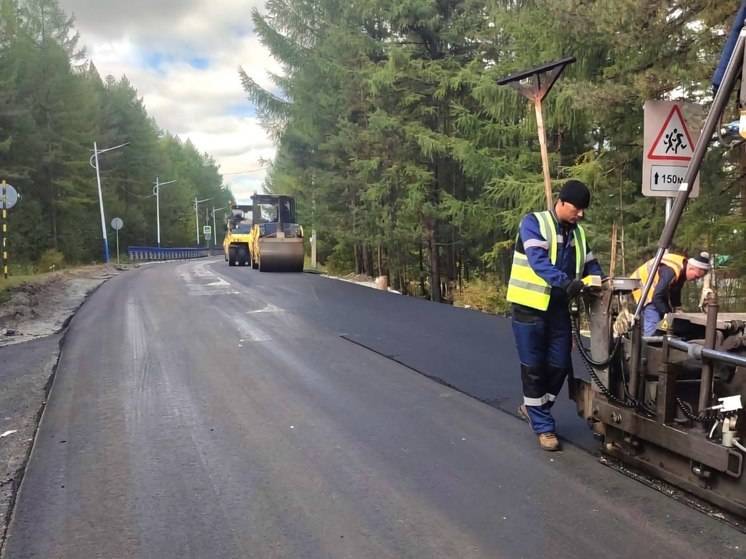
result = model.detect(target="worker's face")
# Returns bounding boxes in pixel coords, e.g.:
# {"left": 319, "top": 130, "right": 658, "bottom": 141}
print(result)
{"left": 686, "top": 266, "right": 707, "bottom": 281}
{"left": 556, "top": 200, "right": 585, "bottom": 224}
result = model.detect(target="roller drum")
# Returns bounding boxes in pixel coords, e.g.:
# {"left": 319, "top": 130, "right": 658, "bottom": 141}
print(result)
{"left": 258, "top": 237, "right": 304, "bottom": 272}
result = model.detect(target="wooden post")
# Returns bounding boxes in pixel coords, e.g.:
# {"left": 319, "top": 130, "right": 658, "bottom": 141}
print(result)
{"left": 534, "top": 97, "right": 553, "bottom": 210}
{"left": 609, "top": 222, "right": 618, "bottom": 277}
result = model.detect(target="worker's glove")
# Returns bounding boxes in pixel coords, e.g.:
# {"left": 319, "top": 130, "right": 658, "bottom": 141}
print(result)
{"left": 563, "top": 278, "right": 585, "bottom": 298}
{"left": 613, "top": 308, "right": 633, "bottom": 337}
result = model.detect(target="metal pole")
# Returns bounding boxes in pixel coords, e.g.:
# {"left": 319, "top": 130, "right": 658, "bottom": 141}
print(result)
{"left": 698, "top": 293, "right": 719, "bottom": 413}
{"left": 155, "top": 176, "right": 161, "bottom": 247}
{"left": 665, "top": 197, "right": 672, "bottom": 223}
{"left": 634, "top": 28, "right": 746, "bottom": 321}
{"left": 116, "top": 228, "right": 120, "bottom": 266}
{"left": 1, "top": 180, "right": 6, "bottom": 279}
{"left": 93, "top": 142, "right": 110, "bottom": 263}
{"left": 534, "top": 97, "right": 553, "bottom": 210}
{"left": 212, "top": 207, "right": 217, "bottom": 250}
{"left": 311, "top": 229, "right": 317, "bottom": 269}
{"left": 195, "top": 197, "right": 200, "bottom": 246}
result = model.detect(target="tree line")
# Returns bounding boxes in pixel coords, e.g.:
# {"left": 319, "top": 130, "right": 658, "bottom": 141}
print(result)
{"left": 244, "top": 0, "right": 746, "bottom": 307}
{"left": 0, "top": 0, "right": 230, "bottom": 269}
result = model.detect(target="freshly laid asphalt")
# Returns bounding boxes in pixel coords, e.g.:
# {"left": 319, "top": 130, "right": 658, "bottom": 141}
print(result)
{"left": 4, "top": 258, "right": 745, "bottom": 558}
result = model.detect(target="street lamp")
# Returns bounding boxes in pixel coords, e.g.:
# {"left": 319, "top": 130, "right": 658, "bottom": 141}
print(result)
{"left": 194, "top": 197, "right": 212, "bottom": 245}
{"left": 89, "top": 141, "right": 129, "bottom": 263}
{"left": 212, "top": 206, "right": 227, "bottom": 250}
{"left": 153, "top": 177, "right": 177, "bottom": 247}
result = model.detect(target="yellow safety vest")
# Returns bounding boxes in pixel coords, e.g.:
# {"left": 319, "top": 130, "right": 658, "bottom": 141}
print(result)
{"left": 631, "top": 253, "right": 686, "bottom": 305}
{"left": 506, "top": 211, "right": 588, "bottom": 311}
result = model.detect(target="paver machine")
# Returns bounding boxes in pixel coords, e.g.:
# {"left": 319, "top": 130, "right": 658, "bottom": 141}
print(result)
{"left": 224, "top": 203, "right": 253, "bottom": 266}
{"left": 248, "top": 194, "right": 304, "bottom": 272}
{"left": 572, "top": 9, "right": 746, "bottom": 517}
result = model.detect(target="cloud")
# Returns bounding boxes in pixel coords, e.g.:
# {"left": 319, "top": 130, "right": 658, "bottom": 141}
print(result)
{"left": 59, "top": 0, "right": 280, "bottom": 201}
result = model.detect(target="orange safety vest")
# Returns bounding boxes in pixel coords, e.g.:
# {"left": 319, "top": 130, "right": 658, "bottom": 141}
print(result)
{"left": 631, "top": 253, "right": 686, "bottom": 305}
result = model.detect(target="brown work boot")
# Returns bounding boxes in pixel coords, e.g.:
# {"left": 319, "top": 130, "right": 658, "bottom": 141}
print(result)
{"left": 538, "top": 432, "right": 560, "bottom": 452}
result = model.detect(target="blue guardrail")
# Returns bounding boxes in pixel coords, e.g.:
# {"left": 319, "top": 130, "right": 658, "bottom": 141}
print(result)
{"left": 127, "top": 246, "right": 211, "bottom": 262}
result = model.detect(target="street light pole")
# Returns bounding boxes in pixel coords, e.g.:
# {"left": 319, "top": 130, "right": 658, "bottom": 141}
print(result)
{"left": 89, "top": 141, "right": 129, "bottom": 264}
{"left": 92, "top": 142, "right": 108, "bottom": 263}
{"left": 153, "top": 177, "right": 176, "bottom": 247}
{"left": 195, "top": 197, "right": 200, "bottom": 245}
{"left": 212, "top": 206, "right": 226, "bottom": 251}
{"left": 194, "top": 197, "right": 212, "bottom": 246}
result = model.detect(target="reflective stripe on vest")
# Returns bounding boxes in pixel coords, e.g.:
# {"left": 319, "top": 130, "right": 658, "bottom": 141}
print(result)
{"left": 506, "top": 211, "right": 588, "bottom": 311}
{"left": 631, "top": 253, "right": 686, "bottom": 304}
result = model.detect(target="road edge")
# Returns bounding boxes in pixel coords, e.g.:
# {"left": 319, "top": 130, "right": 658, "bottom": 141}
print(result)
{"left": 0, "top": 278, "right": 111, "bottom": 557}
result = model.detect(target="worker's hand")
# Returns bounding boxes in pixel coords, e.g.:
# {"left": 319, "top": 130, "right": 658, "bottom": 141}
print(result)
{"left": 563, "top": 278, "right": 585, "bottom": 298}
{"left": 613, "top": 308, "right": 633, "bottom": 337}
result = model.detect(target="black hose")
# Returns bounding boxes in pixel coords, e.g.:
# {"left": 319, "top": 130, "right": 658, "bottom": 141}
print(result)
{"left": 571, "top": 305, "right": 656, "bottom": 416}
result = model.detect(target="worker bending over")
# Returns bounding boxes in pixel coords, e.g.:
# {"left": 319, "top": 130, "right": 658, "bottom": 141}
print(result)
{"left": 506, "top": 180, "right": 604, "bottom": 451}
{"left": 631, "top": 251, "right": 710, "bottom": 336}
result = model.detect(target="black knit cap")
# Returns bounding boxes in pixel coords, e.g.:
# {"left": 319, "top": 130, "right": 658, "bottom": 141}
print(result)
{"left": 558, "top": 179, "right": 591, "bottom": 209}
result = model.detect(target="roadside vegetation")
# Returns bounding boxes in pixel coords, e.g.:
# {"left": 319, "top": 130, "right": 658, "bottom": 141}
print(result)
{"left": 244, "top": 0, "right": 746, "bottom": 309}
{"left": 0, "top": 0, "right": 232, "bottom": 274}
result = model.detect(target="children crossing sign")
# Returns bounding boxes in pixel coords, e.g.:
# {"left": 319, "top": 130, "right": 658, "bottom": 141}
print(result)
{"left": 642, "top": 100, "right": 702, "bottom": 198}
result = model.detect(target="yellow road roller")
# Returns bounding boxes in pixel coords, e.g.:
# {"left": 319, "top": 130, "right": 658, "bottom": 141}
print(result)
{"left": 223, "top": 204, "right": 253, "bottom": 266}
{"left": 248, "top": 194, "right": 304, "bottom": 272}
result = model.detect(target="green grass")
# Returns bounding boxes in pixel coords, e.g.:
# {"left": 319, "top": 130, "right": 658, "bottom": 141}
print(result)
{"left": 0, "top": 272, "right": 47, "bottom": 304}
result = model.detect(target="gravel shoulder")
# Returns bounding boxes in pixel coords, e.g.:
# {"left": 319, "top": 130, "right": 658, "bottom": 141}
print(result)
{"left": 0, "top": 265, "right": 119, "bottom": 551}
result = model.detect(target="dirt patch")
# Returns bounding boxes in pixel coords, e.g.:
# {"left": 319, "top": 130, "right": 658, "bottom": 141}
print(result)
{"left": 0, "top": 266, "right": 116, "bottom": 347}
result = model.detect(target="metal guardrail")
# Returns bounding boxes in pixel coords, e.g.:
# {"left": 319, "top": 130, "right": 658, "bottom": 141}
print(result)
{"left": 127, "top": 246, "right": 210, "bottom": 262}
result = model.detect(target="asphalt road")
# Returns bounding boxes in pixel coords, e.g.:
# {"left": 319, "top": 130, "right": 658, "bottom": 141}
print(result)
{"left": 4, "top": 258, "right": 746, "bottom": 558}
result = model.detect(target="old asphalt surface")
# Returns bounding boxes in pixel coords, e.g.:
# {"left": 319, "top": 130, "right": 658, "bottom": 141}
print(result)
{"left": 2, "top": 258, "right": 745, "bottom": 557}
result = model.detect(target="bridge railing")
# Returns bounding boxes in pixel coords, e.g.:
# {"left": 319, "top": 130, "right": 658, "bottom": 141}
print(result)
{"left": 127, "top": 246, "right": 211, "bottom": 262}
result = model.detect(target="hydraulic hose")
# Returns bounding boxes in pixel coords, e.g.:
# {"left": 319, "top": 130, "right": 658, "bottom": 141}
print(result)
{"left": 570, "top": 298, "right": 655, "bottom": 415}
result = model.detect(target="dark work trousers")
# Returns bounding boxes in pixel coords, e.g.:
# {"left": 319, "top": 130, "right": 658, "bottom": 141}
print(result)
{"left": 511, "top": 300, "right": 572, "bottom": 434}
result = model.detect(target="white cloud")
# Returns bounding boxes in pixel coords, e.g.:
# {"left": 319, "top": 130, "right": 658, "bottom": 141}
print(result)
{"left": 59, "top": 0, "right": 280, "bottom": 203}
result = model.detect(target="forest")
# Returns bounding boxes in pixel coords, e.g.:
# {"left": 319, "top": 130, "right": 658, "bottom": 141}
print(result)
{"left": 0, "top": 0, "right": 230, "bottom": 270}
{"left": 243, "top": 0, "right": 746, "bottom": 310}
{"left": 2, "top": 0, "right": 745, "bottom": 311}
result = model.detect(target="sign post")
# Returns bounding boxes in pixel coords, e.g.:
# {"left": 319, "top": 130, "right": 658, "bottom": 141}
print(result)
{"left": 111, "top": 217, "right": 124, "bottom": 265}
{"left": 642, "top": 101, "right": 703, "bottom": 213}
{"left": 0, "top": 180, "right": 19, "bottom": 279}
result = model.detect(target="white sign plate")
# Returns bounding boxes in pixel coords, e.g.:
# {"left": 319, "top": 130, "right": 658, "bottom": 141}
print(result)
{"left": 642, "top": 101, "right": 702, "bottom": 198}
{"left": 111, "top": 217, "right": 124, "bottom": 230}
{"left": 0, "top": 183, "right": 18, "bottom": 209}
{"left": 203, "top": 225, "right": 212, "bottom": 235}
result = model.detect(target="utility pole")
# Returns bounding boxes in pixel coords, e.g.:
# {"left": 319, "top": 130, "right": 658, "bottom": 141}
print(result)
{"left": 194, "top": 197, "right": 212, "bottom": 246}
{"left": 92, "top": 142, "right": 109, "bottom": 263}
{"left": 154, "top": 177, "right": 176, "bottom": 247}
{"left": 89, "top": 141, "right": 128, "bottom": 263}
{"left": 195, "top": 197, "right": 200, "bottom": 245}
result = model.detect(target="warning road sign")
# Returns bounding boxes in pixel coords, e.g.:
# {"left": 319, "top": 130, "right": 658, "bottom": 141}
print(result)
{"left": 642, "top": 101, "right": 703, "bottom": 198}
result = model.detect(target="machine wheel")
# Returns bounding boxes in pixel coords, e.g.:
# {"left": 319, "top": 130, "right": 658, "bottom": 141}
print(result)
{"left": 229, "top": 258, "right": 236, "bottom": 266}
{"left": 252, "top": 257, "right": 258, "bottom": 269}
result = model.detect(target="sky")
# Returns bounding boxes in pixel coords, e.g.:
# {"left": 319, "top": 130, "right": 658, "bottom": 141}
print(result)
{"left": 58, "top": 0, "right": 280, "bottom": 203}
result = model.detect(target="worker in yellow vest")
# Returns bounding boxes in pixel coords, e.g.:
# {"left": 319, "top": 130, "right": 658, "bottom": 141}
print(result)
{"left": 631, "top": 251, "right": 710, "bottom": 336}
{"left": 506, "top": 180, "right": 604, "bottom": 451}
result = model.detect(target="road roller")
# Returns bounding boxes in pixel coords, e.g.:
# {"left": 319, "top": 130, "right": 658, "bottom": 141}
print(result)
{"left": 223, "top": 203, "right": 253, "bottom": 266}
{"left": 571, "top": 11, "right": 746, "bottom": 518}
{"left": 248, "top": 194, "right": 304, "bottom": 272}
